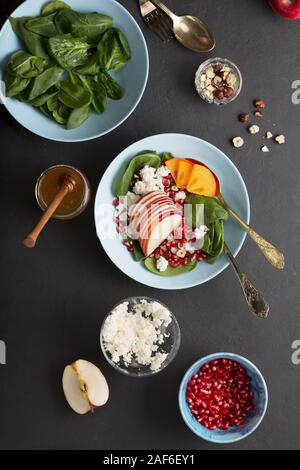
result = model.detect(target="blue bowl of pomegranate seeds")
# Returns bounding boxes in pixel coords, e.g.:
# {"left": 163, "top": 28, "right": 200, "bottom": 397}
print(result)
{"left": 179, "top": 353, "right": 268, "bottom": 444}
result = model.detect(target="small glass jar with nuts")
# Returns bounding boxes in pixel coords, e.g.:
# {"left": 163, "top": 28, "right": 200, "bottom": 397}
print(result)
{"left": 195, "top": 58, "right": 242, "bottom": 105}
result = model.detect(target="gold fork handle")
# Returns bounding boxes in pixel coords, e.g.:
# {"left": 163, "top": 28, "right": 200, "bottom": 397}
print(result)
{"left": 224, "top": 244, "right": 270, "bottom": 319}
{"left": 219, "top": 194, "right": 285, "bottom": 270}
{"left": 151, "top": 0, "right": 176, "bottom": 20}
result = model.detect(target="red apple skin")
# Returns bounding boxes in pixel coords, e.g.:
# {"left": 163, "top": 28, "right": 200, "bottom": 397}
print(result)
{"left": 268, "top": 0, "right": 300, "bottom": 19}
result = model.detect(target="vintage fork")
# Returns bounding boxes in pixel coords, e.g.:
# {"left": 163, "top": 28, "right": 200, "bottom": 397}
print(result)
{"left": 139, "top": 0, "right": 174, "bottom": 42}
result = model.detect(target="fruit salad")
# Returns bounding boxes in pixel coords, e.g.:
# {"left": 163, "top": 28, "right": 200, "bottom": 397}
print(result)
{"left": 113, "top": 151, "right": 228, "bottom": 276}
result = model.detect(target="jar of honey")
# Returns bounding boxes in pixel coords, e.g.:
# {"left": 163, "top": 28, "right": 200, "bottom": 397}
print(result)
{"left": 35, "top": 165, "right": 91, "bottom": 220}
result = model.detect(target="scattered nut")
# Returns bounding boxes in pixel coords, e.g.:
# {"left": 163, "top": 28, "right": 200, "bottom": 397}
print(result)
{"left": 254, "top": 111, "right": 263, "bottom": 118}
{"left": 177, "top": 249, "right": 186, "bottom": 258}
{"left": 275, "top": 134, "right": 286, "bottom": 144}
{"left": 255, "top": 99, "right": 265, "bottom": 109}
{"left": 233, "top": 137, "right": 244, "bottom": 148}
{"left": 249, "top": 125, "right": 260, "bottom": 135}
{"left": 223, "top": 86, "right": 234, "bottom": 98}
{"left": 206, "top": 67, "right": 215, "bottom": 79}
{"left": 206, "top": 85, "right": 215, "bottom": 93}
{"left": 265, "top": 131, "right": 273, "bottom": 139}
{"left": 200, "top": 74, "right": 206, "bottom": 82}
{"left": 261, "top": 146, "right": 270, "bottom": 153}
{"left": 227, "top": 73, "right": 237, "bottom": 87}
{"left": 213, "top": 76, "right": 222, "bottom": 86}
{"left": 239, "top": 113, "right": 250, "bottom": 123}
{"left": 214, "top": 89, "right": 224, "bottom": 100}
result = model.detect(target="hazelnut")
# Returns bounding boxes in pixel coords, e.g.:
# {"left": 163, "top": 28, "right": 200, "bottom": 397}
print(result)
{"left": 232, "top": 137, "right": 244, "bottom": 148}
{"left": 261, "top": 146, "right": 270, "bottom": 153}
{"left": 265, "top": 131, "right": 273, "bottom": 139}
{"left": 254, "top": 111, "right": 263, "bottom": 118}
{"left": 255, "top": 99, "right": 265, "bottom": 109}
{"left": 239, "top": 113, "right": 250, "bottom": 123}
{"left": 214, "top": 89, "right": 225, "bottom": 100}
{"left": 223, "top": 86, "right": 234, "bottom": 98}
{"left": 213, "top": 76, "right": 222, "bottom": 86}
{"left": 205, "top": 67, "right": 215, "bottom": 79}
{"left": 213, "top": 64, "right": 222, "bottom": 74}
{"left": 249, "top": 125, "right": 260, "bottom": 135}
{"left": 275, "top": 134, "right": 286, "bottom": 144}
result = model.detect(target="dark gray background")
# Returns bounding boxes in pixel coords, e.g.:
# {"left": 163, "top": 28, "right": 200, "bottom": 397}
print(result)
{"left": 0, "top": 0, "right": 299, "bottom": 451}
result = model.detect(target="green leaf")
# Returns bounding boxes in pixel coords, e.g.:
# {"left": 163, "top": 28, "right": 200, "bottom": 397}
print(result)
{"left": 144, "top": 258, "right": 198, "bottom": 276}
{"left": 70, "top": 12, "right": 113, "bottom": 43}
{"left": 47, "top": 93, "right": 59, "bottom": 111}
{"left": 79, "top": 75, "right": 107, "bottom": 113}
{"left": 28, "top": 65, "right": 64, "bottom": 100}
{"left": 5, "top": 74, "right": 31, "bottom": 97}
{"left": 52, "top": 103, "right": 70, "bottom": 124}
{"left": 202, "top": 220, "right": 225, "bottom": 263}
{"left": 185, "top": 194, "right": 228, "bottom": 228}
{"left": 48, "top": 34, "right": 95, "bottom": 70}
{"left": 160, "top": 152, "right": 174, "bottom": 163}
{"left": 7, "top": 51, "right": 46, "bottom": 78}
{"left": 98, "top": 28, "right": 131, "bottom": 73}
{"left": 25, "top": 13, "right": 58, "bottom": 38}
{"left": 9, "top": 16, "right": 49, "bottom": 58}
{"left": 116, "top": 153, "right": 162, "bottom": 197}
{"left": 40, "top": 103, "right": 53, "bottom": 118}
{"left": 66, "top": 104, "right": 91, "bottom": 129}
{"left": 41, "top": 1, "right": 72, "bottom": 16}
{"left": 98, "top": 69, "right": 123, "bottom": 100}
{"left": 58, "top": 74, "right": 92, "bottom": 108}
{"left": 131, "top": 240, "right": 146, "bottom": 262}
{"left": 76, "top": 53, "right": 100, "bottom": 75}
{"left": 29, "top": 88, "right": 58, "bottom": 106}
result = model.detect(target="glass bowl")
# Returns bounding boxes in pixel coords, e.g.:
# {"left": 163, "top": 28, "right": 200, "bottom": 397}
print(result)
{"left": 195, "top": 57, "right": 243, "bottom": 105}
{"left": 100, "top": 296, "right": 181, "bottom": 377}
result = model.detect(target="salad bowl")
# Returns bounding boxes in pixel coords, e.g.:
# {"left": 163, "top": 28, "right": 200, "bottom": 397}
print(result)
{"left": 94, "top": 133, "right": 250, "bottom": 290}
{"left": 0, "top": 0, "right": 149, "bottom": 142}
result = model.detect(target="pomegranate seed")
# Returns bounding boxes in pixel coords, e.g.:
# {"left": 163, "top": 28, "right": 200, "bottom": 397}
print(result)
{"left": 113, "top": 198, "right": 120, "bottom": 207}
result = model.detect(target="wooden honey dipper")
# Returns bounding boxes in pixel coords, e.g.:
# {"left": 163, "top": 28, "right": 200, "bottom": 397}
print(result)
{"left": 23, "top": 174, "right": 77, "bottom": 248}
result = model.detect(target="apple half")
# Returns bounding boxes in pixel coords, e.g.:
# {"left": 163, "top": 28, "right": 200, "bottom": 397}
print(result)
{"left": 62, "top": 359, "right": 109, "bottom": 415}
{"left": 129, "top": 191, "right": 182, "bottom": 257}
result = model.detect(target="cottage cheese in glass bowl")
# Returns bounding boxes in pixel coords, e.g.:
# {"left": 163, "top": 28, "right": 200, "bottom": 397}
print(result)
{"left": 100, "top": 297, "right": 181, "bottom": 376}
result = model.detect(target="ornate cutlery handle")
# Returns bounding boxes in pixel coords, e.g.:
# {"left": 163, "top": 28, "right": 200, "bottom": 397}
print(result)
{"left": 224, "top": 244, "right": 270, "bottom": 319}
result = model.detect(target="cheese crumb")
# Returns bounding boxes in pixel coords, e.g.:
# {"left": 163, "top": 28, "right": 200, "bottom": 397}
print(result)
{"left": 156, "top": 256, "right": 168, "bottom": 272}
{"left": 102, "top": 300, "right": 172, "bottom": 371}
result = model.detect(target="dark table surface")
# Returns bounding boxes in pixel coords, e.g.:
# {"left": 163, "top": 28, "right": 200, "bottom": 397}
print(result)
{"left": 1, "top": 0, "right": 300, "bottom": 451}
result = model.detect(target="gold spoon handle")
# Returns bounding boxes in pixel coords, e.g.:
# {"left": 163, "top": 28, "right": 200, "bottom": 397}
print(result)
{"left": 219, "top": 194, "right": 284, "bottom": 270}
{"left": 224, "top": 243, "right": 270, "bottom": 319}
{"left": 151, "top": 0, "right": 177, "bottom": 20}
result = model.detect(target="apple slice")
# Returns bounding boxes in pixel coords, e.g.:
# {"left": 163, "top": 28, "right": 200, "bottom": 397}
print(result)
{"left": 62, "top": 359, "right": 109, "bottom": 415}
{"left": 140, "top": 212, "right": 182, "bottom": 256}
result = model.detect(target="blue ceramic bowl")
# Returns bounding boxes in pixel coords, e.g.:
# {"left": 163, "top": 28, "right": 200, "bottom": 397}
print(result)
{"left": 179, "top": 353, "right": 268, "bottom": 444}
{"left": 0, "top": 0, "right": 149, "bottom": 142}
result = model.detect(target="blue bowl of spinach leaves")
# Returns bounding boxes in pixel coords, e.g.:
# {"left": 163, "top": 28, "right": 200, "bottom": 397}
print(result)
{"left": 0, "top": 0, "right": 149, "bottom": 141}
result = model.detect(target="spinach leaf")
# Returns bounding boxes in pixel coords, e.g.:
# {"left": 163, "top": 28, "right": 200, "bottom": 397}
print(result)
{"left": 41, "top": 1, "right": 72, "bottom": 16}
{"left": 76, "top": 53, "right": 100, "bottom": 75}
{"left": 48, "top": 34, "right": 95, "bottom": 69}
{"left": 7, "top": 51, "right": 46, "bottom": 78}
{"left": 99, "top": 69, "right": 123, "bottom": 100}
{"left": 79, "top": 75, "right": 107, "bottom": 113}
{"left": 29, "top": 88, "right": 58, "bottom": 106}
{"left": 5, "top": 74, "right": 31, "bottom": 97}
{"left": 130, "top": 239, "right": 146, "bottom": 262}
{"left": 58, "top": 74, "right": 92, "bottom": 108}
{"left": 54, "top": 9, "right": 78, "bottom": 34}
{"left": 116, "top": 153, "right": 162, "bottom": 196}
{"left": 161, "top": 152, "right": 174, "bottom": 163}
{"left": 202, "top": 220, "right": 225, "bottom": 264}
{"left": 71, "top": 12, "right": 113, "bottom": 43}
{"left": 25, "top": 13, "right": 58, "bottom": 38}
{"left": 185, "top": 194, "right": 228, "bottom": 228}
{"left": 98, "top": 28, "right": 131, "bottom": 72}
{"left": 28, "top": 65, "right": 64, "bottom": 100}
{"left": 47, "top": 93, "right": 59, "bottom": 111}
{"left": 40, "top": 103, "right": 53, "bottom": 118}
{"left": 52, "top": 103, "right": 70, "bottom": 124}
{"left": 9, "top": 16, "right": 49, "bottom": 58}
{"left": 67, "top": 104, "right": 91, "bottom": 129}
{"left": 144, "top": 258, "right": 198, "bottom": 276}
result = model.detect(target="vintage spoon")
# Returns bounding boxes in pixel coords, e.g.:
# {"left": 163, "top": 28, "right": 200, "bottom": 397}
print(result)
{"left": 150, "top": 0, "right": 215, "bottom": 52}
{"left": 23, "top": 174, "right": 77, "bottom": 249}
{"left": 200, "top": 163, "right": 285, "bottom": 270}
{"left": 224, "top": 243, "right": 270, "bottom": 319}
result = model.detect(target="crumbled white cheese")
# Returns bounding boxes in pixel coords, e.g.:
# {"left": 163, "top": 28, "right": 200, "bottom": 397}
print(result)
{"left": 194, "top": 225, "right": 209, "bottom": 239}
{"left": 185, "top": 242, "right": 196, "bottom": 254}
{"left": 126, "top": 191, "right": 140, "bottom": 208}
{"left": 102, "top": 300, "right": 172, "bottom": 370}
{"left": 140, "top": 165, "right": 157, "bottom": 182}
{"left": 156, "top": 256, "right": 169, "bottom": 272}
{"left": 174, "top": 191, "right": 186, "bottom": 202}
{"left": 156, "top": 166, "right": 171, "bottom": 178}
{"left": 133, "top": 180, "right": 148, "bottom": 196}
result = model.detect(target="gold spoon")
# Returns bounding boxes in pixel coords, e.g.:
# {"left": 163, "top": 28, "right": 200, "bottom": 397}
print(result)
{"left": 202, "top": 164, "right": 285, "bottom": 270}
{"left": 224, "top": 243, "right": 270, "bottom": 319}
{"left": 150, "top": 0, "right": 215, "bottom": 52}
